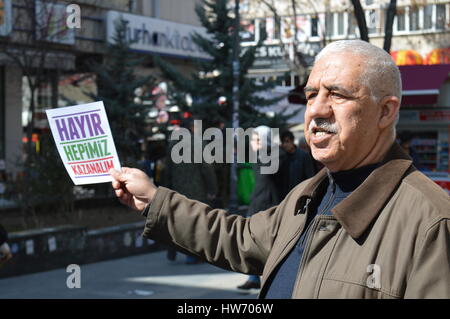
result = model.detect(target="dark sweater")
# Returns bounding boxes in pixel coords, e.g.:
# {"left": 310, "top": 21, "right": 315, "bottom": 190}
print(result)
{"left": 264, "top": 163, "right": 380, "bottom": 299}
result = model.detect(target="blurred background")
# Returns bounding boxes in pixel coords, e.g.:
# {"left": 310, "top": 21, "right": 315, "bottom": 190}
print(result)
{"left": 0, "top": 0, "right": 449, "bottom": 298}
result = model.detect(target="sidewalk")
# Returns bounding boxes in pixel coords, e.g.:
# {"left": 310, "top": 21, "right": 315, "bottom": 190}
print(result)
{"left": 0, "top": 251, "right": 260, "bottom": 299}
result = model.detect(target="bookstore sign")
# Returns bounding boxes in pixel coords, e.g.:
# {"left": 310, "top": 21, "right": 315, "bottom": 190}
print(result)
{"left": 106, "top": 11, "right": 210, "bottom": 60}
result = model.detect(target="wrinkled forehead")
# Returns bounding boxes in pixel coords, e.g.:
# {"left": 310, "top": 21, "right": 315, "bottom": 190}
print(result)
{"left": 307, "top": 53, "right": 368, "bottom": 91}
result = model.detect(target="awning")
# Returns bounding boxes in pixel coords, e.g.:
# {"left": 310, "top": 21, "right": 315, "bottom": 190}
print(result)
{"left": 391, "top": 50, "right": 423, "bottom": 66}
{"left": 399, "top": 64, "right": 450, "bottom": 105}
{"left": 425, "top": 48, "right": 450, "bottom": 65}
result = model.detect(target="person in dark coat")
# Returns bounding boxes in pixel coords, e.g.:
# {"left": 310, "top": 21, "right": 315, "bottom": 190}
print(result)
{"left": 162, "top": 118, "right": 218, "bottom": 264}
{"left": 275, "top": 130, "right": 316, "bottom": 201}
{"left": 238, "top": 126, "right": 279, "bottom": 290}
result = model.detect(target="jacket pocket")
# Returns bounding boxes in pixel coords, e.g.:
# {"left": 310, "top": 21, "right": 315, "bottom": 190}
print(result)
{"left": 318, "top": 277, "right": 400, "bottom": 299}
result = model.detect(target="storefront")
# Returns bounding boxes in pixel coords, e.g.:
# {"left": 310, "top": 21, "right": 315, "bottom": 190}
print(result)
{"left": 397, "top": 64, "right": 450, "bottom": 194}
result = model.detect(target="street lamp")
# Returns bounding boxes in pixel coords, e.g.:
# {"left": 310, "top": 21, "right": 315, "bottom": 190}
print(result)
{"left": 228, "top": 0, "right": 240, "bottom": 213}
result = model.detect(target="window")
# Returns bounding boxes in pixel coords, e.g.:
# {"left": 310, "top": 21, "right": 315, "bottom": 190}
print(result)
{"left": 436, "top": 4, "right": 446, "bottom": 30}
{"left": 367, "top": 9, "right": 378, "bottom": 34}
{"left": 151, "top": 0, "right": 160, "bottom": 18}
{"left": 424, "top": 5, "right": 433, "bottom": 30}
{"left": 281, "top": 17, "right": 294, "bottom": 41}
{"left": 409, "top": 6, "right": 420, "bottom": 31}
{"left": 240, "top": 0, "right": 250, "bottom": 13}
{"left": 259, "top": 18, "right": 267, "bottom": 41}
{"left": 265, "top": 17, "right": 281, "bottom": 41}
{"left": 396, "top": 7, "right": 406, "bottom": 31}
{"left": 348, "top": 12, "right": 357, "bottom": 36}
{"left": 310, "top": 15, "right": 318, "bottom": 37}
{"left": 284, "top": 73, "right": 292, "bottom": 87}
{"left": 274, "top": 18, "right": 281, "bottom": 40}
{"left": 325, "top": 12, "right": 334, "bottom": 37}
{"left": 337, "top": 12, "right": 345, "bottom": 35}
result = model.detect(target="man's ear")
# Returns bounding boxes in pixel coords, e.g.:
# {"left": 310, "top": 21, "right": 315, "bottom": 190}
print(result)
{"left": 379, "top": 96, "right": 400, "bottom": 129}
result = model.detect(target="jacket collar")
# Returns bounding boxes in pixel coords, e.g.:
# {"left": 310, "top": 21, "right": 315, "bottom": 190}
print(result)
{"left": 298, "top": 143, "right": 413, "bottom": 239}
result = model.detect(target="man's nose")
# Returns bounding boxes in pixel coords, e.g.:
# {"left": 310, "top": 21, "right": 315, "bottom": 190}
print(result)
{"left": 307, "top": 93, "right": 333, "bottom": 119}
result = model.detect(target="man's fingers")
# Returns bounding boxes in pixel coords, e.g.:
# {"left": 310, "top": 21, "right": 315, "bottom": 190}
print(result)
{"left": 115, "top": 188, "right": 124, "bottom": 197}
{"left": 109, "top": 167, "right": 132, "bottom": 182}
{"left": 112, "top": 180, "right": 121, "bottom": 190}
{"left": 109, "top": 168, "right": 123, "bottom": 181}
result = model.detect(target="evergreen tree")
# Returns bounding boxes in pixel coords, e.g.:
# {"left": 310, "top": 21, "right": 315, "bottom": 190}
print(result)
{"left": 156, "top": 0, "right": 292, "bottom": 129}
{"left": 90, "top": 18, "right": 157, "bottom": 165}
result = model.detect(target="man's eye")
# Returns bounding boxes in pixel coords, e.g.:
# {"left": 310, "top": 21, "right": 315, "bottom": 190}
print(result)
{"left": 306, "top": 93, "right": 317, "bottom": 100}
{"left": 331, "top": 92, "right": 345, "bottom": 99}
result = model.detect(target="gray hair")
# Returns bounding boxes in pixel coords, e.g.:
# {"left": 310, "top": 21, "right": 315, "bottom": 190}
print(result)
{"left": 314, "top": 40, "right": 402, "bottom": 103}
{"left": 254, "top": 125, "right": 272, "bottom": 148}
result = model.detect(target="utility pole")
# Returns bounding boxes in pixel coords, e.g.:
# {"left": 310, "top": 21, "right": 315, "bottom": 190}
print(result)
{"left": 229, "top": 0, "right": 240, "bottom": 213}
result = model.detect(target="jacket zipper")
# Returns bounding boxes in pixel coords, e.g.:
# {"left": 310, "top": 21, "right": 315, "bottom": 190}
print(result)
{"left": 291, "top": 217, "right": 320, "bottom": 298}
{"left": 299, "top": 182, "right": 335, "bottom": 246}
{"left": 291, "top": 182, "right": 336, "bottom": 297}
{"left": 260, "top": 198, "right": 313, "bottom": 297}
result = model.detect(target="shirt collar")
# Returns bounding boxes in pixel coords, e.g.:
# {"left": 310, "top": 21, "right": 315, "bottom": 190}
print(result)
{"left": 296, "top": 142, "right": 413, "bottom": 239}
{"left": 327, "top": 162, "right": 381, "bottom": 194}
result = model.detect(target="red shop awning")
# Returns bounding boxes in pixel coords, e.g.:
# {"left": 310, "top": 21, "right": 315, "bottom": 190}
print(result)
{"left": 400, "top": 64, "right": 450, "bottom": 106}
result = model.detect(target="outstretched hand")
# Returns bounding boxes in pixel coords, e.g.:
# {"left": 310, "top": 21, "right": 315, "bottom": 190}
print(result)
{"left": 109, "top": 167, "right": 157, "bottom": 211}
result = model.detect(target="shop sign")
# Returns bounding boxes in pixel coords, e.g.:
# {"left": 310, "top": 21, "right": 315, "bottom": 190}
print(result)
{"left": 106, "top": 11, "right": 210, "bottom": 60}
{"left": 0, "top": 0, "right": 12, "bottom": 36}
{"left": 419, "top": 110, "right": 450, "bottom": 121}
{"left": 35, "top": 0, "right": 75, "bottom": 45}
{"left": 399, "top": 110, "right": 419, "bottom": 122}
{"left": 255, "top": 45, "right": 285, "bottom": 59}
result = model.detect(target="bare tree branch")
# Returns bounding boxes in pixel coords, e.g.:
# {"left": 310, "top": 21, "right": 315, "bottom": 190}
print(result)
{"left": 350, "top": 0, "right": 369, "bottom": 42}
{"left": 383, "top": 0, "right": 397, "bottom": 52}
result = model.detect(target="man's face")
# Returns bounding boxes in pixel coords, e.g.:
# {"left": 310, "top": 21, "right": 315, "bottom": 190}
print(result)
{"left": 304, "top": 53, "right": 382, "bottom": 172}
{"left": 281, "top": 137, "right": 296, "bottom": 154}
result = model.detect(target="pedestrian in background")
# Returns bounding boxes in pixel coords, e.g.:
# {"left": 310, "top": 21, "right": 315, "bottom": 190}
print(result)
{"left": 275, "top": 130, "right": 315, "bottom": 201}
{"left": 397, "top": 131, "right": 420, "bottom": 168}
{"left": 237, "top": 162, "right": 255, "bottom": 207}
{"left": 0, "top": 224, "right": 12, "bottom": 270}
{"left": 162, "top": 118, "right": 218, "bottom": 264}
{"left": 237, "top": 126, "right": 279, "bottom": 290}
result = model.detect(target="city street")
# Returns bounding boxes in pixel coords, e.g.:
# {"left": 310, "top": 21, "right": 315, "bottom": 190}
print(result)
{"left": 0, "top": 251, "right": 259, "bottom": 299}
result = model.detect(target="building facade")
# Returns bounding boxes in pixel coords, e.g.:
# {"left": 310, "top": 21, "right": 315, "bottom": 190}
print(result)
{"left": 240, "top": 0, "right": 450, "bottom": 190}
{"left": 0, "top": 0, "right": 202, "bottom": 185}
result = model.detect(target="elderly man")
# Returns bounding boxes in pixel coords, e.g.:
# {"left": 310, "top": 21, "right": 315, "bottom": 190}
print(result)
{"left": 110, "top": 40, "right": 450, "bottom": 299}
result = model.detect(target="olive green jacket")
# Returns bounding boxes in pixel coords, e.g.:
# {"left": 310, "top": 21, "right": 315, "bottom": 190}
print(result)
{"left": 142, "top": 143, "right": 450, "bottom": 298}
